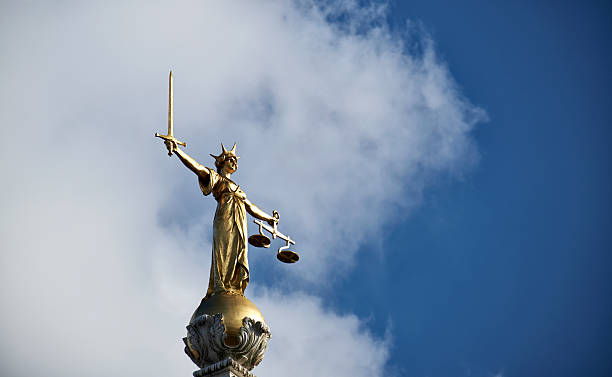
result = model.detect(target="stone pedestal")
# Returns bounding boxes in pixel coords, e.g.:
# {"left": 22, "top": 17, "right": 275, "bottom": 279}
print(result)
{"left": 193, "top": 358, "right": 256, "bottom": 377}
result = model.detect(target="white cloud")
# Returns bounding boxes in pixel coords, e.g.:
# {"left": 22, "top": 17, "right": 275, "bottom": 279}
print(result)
{"left": 253, "top": 288, "right": 391, "bottom": 377}
{"left": 0, "top": 1, "right": 482, "bottom": 376}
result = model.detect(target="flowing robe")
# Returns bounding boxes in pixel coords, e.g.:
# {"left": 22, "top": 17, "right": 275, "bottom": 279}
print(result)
{"left": 199, "top": 169, "right": 249, "bottom": 297}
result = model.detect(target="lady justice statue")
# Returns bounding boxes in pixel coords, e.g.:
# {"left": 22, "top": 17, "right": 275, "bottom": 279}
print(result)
{"left": 156, "top": 72, "right": 296, "bottom": 375}
{"left": 163, "top": 139, "right": 276, "bottom": 298}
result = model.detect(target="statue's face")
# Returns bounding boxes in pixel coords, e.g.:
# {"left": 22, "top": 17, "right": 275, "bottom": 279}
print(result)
{"left": 223, "top": 156, "right": 238, "bottom": 174}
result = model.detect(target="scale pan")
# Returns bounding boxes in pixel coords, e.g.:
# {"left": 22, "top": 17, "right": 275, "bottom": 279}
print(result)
{"left": 248, "top": 234, "right": 271, "bottom": 248}
{"left": 277, "top": 250, "right": 299, "bottom": 264}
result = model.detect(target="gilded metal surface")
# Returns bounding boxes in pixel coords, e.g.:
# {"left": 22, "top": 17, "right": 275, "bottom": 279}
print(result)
{"left": 250, "top": 213, "right": 298, "bottom": 264}
{"left": 277, "top": 248, "right": 299, "bottom": 263}
{"left": 156, "top": 72, "right": 295, "bottom": 373}
{"left": 156, "top": 72, "right": 296, "bottom": 297}
{"left": 155, "top": 71, "right": 186, "bottom": 154}
{"left": 247, "top": 234, "right": 271, "bottom": 248}
{"left": 170, "top": 141, "right": 277, "bottom": 297}
{"left": 191, "top": 293, "right": 266, "bottom": 346}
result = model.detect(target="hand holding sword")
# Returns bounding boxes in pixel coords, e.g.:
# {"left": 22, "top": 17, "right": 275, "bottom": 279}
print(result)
{"left": 155, "top": 71, "right": 186, "bottom": 156}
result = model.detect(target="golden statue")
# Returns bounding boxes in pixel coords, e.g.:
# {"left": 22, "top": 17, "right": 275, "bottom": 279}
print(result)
{"left": 157, "top": 71, "right": 299, "bottom": 373}
{"left": 167, "top": 140, "right": 277, "bottom": 297}
{"left": 156, "top": 72, "right": 298, "bottom": 300}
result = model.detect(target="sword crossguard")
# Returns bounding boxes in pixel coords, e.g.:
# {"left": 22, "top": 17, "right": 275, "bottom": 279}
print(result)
{"left": 155, "top": 133, "right": 187, "bottom": 156}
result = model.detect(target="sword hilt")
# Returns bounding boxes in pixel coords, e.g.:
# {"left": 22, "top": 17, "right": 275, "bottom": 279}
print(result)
{"left": 155, "top": 133, "right": 187, "bottom": 156}
{"left": 155, "top": 133, "right": 187, "bottom": 146}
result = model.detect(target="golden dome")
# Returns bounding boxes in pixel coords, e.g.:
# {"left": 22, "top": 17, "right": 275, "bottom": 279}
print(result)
{"left": 189, "top": 293, "right": 266, "bottom": 346}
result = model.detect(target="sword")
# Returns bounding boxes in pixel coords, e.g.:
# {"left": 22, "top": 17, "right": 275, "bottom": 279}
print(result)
{"left": 155, "top": 70, "right": 186, "bottom": 156}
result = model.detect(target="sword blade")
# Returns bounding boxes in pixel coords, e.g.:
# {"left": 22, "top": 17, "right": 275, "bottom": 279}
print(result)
{"left": 168, "top": 70, "right": 173, "bottom": 137}
{"left": 155, "top": 71, "right": 185, "bottom": 148}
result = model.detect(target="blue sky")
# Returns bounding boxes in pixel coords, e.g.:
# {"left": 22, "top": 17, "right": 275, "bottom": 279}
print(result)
{"left": 338, "top": 1, "right": 612, "bottom": 376}
{"left": 0, "top": 1, "right": 610, "bottom": 377}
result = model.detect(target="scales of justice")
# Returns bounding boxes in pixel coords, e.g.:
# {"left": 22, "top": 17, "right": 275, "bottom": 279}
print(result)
{"left": 156, "top": 71, "right": 298, "bottom": 377}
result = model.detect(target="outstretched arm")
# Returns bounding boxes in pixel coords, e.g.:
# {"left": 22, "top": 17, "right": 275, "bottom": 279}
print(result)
{"left": 165, "top": 140, "right": 210, "bottom": 180}
{"left": 244, "top": 199, "right": 276, "bottom": 226}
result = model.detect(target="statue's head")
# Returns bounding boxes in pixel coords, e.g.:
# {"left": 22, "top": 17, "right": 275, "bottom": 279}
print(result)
{"left": 210, "top": 142, "right": 240, "bottom": 174}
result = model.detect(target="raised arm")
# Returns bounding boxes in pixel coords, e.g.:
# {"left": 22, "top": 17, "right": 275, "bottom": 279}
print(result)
{"left": 165, "top": 140, "right": 210, "bottom": 180}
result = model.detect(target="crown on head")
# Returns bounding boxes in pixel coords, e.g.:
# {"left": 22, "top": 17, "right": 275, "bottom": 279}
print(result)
{"left": 210, "top": 142, "right": 240, "bottom": 169}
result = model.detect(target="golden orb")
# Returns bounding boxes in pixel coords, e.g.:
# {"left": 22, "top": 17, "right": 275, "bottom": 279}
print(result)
{"left": 190, "top": 293, "right": 266, "bottom": 346}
